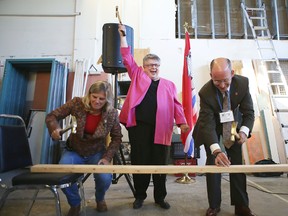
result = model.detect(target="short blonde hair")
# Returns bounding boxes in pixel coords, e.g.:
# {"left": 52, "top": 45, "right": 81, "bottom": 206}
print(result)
{"left": 82, "top": 81, "right": 114, "bottom": 112}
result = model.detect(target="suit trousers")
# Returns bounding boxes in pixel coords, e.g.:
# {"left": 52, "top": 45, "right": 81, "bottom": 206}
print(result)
{"left": 127, "top": 121, "right": 169, "bottom": 202}
{"left": 204, "top": 141, "right": 249, "bottom": 209}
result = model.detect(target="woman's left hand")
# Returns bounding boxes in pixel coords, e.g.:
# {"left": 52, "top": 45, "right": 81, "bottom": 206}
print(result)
{"left": 180, "top": 124, "right": 190, "bottom": 133}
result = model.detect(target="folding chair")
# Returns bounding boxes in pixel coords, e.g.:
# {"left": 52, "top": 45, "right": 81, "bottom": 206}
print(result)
{"left": 0, "top": 114, "right": 86, "bottom": 216}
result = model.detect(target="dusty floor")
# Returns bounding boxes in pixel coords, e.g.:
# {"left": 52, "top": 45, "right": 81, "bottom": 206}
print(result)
{"left": 0, "top": 171, "right": 288, "bottom": 216}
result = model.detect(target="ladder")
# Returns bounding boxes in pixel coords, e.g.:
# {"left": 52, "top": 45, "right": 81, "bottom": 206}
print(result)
{"left": 241, "top": 3, "right": 288, "bottom": 153}
{"left": 241, "top": 3, "right": 288, "bottom": 97}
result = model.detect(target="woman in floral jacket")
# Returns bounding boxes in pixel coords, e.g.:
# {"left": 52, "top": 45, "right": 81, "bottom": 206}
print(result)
{"left": 46, "top": 81, "right": 122, "bottom": 216}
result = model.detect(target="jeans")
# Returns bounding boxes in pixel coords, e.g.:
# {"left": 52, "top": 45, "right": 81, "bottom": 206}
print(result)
{"left": 59, "top": 150, "right": 112, "bottom": 207}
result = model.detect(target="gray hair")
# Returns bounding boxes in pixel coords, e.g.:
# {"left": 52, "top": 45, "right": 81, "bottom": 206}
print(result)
{"left": 143, "top": 54, "right": 161, "bottom": 65}
{"left": 210, "top": 58, "right": 232, "bottom": 72}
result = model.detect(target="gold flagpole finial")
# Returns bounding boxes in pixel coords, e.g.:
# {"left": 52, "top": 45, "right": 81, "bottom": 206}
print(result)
{"left": 183, "top": 22, "right": 189, "bottom": 33}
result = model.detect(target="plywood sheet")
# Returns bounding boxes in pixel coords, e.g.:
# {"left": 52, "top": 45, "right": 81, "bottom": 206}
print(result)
{"left": 134, "top": 48, "right": 150, "bottom": 66}
{"left": 32, "top": 72, "right": 50, "bottom": 109}
{"left": 246, "top": 132, "right": 265, "bottom": 164}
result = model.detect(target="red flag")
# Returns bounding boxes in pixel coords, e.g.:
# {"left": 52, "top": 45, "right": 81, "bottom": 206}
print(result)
{"left": 181, "top": 31, "right": 198, "bottom": 157}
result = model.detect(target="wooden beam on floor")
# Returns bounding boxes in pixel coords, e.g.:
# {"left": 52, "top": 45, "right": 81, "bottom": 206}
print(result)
{"left": 31, "top": 164, "right": 288, "bottom": 174}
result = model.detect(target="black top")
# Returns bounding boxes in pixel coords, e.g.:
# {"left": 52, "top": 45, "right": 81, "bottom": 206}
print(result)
{"left": 136, "top": 80, "right": 159, "bottom": 125}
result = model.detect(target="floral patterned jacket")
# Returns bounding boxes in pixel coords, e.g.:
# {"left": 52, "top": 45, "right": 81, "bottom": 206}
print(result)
{"left": 45, "top": 97, "right": 122, "bottom": 161}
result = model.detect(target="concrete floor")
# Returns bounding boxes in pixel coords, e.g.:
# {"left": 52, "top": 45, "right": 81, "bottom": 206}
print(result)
{"left": 0, "top": 171, "right": 288, "bottom": 216}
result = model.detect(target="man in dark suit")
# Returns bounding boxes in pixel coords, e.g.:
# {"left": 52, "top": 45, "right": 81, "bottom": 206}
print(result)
{"left": 193, "top": 58, "right": 255, "bottom": 216}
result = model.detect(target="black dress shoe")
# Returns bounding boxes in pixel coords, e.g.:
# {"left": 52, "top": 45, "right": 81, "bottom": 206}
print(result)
{"left": 206, "top": 207, "right": 220, "bottom": 216}
{"left": 133, "top": 199, "right": 144, "bottom": 209}
{"left": 235, "top": 205, "right": 256, "bottom": 216}
{"left": 155, "top": 200, "right": 170, "bottom": 209}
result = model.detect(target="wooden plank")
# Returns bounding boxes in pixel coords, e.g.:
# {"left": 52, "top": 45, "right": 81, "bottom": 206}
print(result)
{"left": 31, "top": 164, "right": 288, "bottom": 174}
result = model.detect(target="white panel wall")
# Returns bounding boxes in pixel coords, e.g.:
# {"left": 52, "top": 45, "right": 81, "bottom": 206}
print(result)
{"left": 1, "top": 0, "right": 287, "bottom": 89}
{"left": 0, "top": 0, "right": 75, "bottom": 63}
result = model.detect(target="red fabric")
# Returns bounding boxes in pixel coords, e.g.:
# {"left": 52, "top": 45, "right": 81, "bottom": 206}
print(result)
{"left": 181, "top": 31, "right": 198, "bottom": 157}
{"left": 85, "top": 113, "right": 102, "bottom": 134}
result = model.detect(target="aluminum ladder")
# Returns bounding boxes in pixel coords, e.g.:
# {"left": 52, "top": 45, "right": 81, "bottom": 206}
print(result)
{"left": 241, "top": 2, "right": 288, "bottom": 147}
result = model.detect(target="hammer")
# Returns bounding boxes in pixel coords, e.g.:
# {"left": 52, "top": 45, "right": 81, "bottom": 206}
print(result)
{"left": 231, "top": 121, "right": 240, "bottom": 141}
{"left": 60, "top": 115, "right": 77, "bottom": 136}
{"left": 116, "top": 6, "right": 126, "bottom": 36}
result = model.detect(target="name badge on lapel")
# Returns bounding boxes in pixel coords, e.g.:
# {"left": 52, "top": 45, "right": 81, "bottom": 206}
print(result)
{"left": 219, "top": 110, "right": 234, "bottom": 123}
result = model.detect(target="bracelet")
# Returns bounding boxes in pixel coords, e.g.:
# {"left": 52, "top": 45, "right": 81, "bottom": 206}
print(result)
{"left": 214, "top": 151, "right": 222, "bottom": 157}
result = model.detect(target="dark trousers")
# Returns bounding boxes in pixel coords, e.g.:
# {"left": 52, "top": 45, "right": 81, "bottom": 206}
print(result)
{"left": 127, "top": 121, "right": 169, "bottom": 202}
{"left": 205, "top": 142, "right": 249, "bottom": 209}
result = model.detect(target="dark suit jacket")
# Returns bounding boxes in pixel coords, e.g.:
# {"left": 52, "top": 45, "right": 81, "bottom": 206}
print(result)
{"left": 192, "top": 75, "right": 254, "bottom": 149}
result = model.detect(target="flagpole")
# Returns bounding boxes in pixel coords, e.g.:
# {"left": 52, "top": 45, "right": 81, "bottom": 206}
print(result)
{"left": 176, "top": 22, "right": 196, "bottom": 184}
{"left": 175, "top": 152, "right": 195, "bottom": 184}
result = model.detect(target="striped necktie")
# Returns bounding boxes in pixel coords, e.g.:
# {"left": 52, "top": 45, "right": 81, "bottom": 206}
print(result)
{"left": 222, "top": 91, "right": 233, "bottom": 148}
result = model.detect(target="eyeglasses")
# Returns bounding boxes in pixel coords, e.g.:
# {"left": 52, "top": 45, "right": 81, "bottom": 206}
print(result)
{"left": 144, "top": 63, "right": 160, "bottom": 68}
{"left": 212, "top": 78, "right": 231, "bottom": 85}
